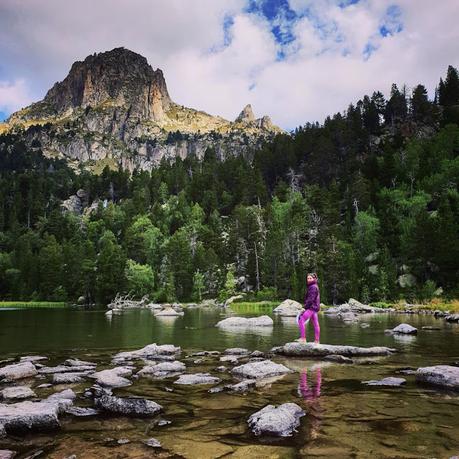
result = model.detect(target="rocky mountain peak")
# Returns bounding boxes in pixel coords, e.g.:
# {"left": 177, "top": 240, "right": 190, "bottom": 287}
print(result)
{"left": 235, "top": 104, "right": 255, "bottom": 123}
{"left": 43, "top": 47, "right": 172, "bottom": 120}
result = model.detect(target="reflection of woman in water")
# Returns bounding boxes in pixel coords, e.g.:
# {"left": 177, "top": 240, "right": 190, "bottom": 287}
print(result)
{"left": 297, "top": 273, "right": 321, "bottom": 344}
{"left": 298, "top": 367, "right": 323, "bottom": 440}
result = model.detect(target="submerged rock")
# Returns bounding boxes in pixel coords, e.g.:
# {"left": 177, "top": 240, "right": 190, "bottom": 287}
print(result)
{"left": 248, "top": 403, "right": 305, "bottom": 437}
{"left": 89, "top": 367, "right": 133, "bottom": 388}
{"left": 0, "top": 362, "right": 37, "bottom": 382}
{"left": 137, "top": 361, "right": 186, "bottom": 378}
{"left": 174, "top": 373, "right": 221, "bottom": 385}
{"left": 274, "top": 342, "right": 396, "bottom": 357}
{"left": 95, "top": 395, "right": 162, "bottom": 416}
{"left": 386, "top": 324, "right": 418, "bottom": 335}
{"left": 363, "top": 377, "right": 406, "bottom": 386}
{"left": 225, "top": 380, "right": 256, "bottom": 393}
{"left": 65, "top": 406, "right": 99, "bottom": 417}
{"left": 272, "top": 299, "right": 303, "bottom": 317}
{"left": 0, "top": 386, "right": 36, "bottom": 401}
{"left": 323, "top": 355, "right": 354, "bottom": 364}
{"left": 416, "top": 365, "right": 459, "bottom": 390}
{"left": 39, "top": 364, "right": 95, "bottom": 374}
{"left": 232, "top": 360, "right": 292, "bottom": 380}
{"left": 216, "top": 316, "right": 273, "bottom": 328}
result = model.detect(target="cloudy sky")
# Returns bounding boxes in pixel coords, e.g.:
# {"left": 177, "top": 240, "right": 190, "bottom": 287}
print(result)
{"left": 0, "top": 0, "right": 458, "bottom": 129}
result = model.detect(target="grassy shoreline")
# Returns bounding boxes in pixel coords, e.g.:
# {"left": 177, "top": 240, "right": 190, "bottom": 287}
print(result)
{"left": 0, "top": 301, "right": 68, "bottom": 309}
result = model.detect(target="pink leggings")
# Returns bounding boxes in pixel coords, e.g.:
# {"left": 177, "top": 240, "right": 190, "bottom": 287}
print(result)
{"left": 298, "top": 309, "right": 320, "bottom": 341}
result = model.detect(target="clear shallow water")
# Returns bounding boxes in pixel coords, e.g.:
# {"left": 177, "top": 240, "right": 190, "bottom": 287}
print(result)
{"left": 0, "top": 306, "right": 458, "bottom": 458}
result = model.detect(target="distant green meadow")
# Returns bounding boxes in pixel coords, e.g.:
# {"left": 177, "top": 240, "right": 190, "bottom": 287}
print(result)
{"left": 0, "top": 301, "right": 67, "bottom": 309}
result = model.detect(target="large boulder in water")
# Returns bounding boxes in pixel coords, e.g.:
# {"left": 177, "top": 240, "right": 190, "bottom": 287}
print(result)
{"left": 248, "top": 403, "right": 305, "bottom": 437}
{"left": 415, "top": 365, "right": 459, "bottom": 390}
{"left": 113, "top": 343, "right": 181, "bottom": 363}
{"left": 273, "top": 299, "right": 303, "bottom": 317}
{"left": 386, "top": 323, "right": 418, "bottom": 335}
{"left": 273, "top": 342, "right": 396, "bottom": 357}
{"left": 89, "top": 367, "right": 133, "bottom": 388}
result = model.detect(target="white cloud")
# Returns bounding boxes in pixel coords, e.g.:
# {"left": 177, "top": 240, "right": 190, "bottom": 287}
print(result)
{"left": 0, "top": 0, "right": 458, "bottom": 129}
{"left": 0, "top": 79, "right": 33, "bottom": 115}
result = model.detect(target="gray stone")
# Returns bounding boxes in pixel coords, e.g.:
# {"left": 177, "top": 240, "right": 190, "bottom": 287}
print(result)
{"left": 137, "top": 361, "right": 186, "bottom": 378}
{"left": 144, "top": 438, "right": 161, "bottom": 448}
{"left": 0, "top": 390, "right": 74, "bottom": 434}
{"left": 19, "top": 356, "right": 47, "bottom": 364}
{"left": 0, "top": 450, "right": 16, "bottom": 459}
{"left": 174, "top": 373, "right": 221, "bottom": 385}
{"left": 387, "top": 323, "right": 418, "bottom": 335}
{"left": 95, "top": 395, "right": 162, "bottom": 416}
{"left": 64, "top": 358, "right": 97, "bottom": 368}
{"left": 216, "top": 316, "right": 273, "bottom": 328}
{"left": 232, "top": 360, "right": 292, "bottom": 380}
{"left": 219, "top": 355, "right": 239, "bottom": 364}
{"left": 89, "top": 367, "right": 132, "bottom": 388}
{"left": 0, "top": 386, "right": 36, "bottom": 401}
{"left": 226, "top": 380, "right": 256, "bottom": 393}
{"left": 216, "top": 366, "right": 227, "bottom": 372}
{"left": 0, "top": 362, "right": 37, "bottom": 382}
{"left": 113, "top": 343, "right": 181, "bottom": 363}
{"left": 248, "top": 403, "right": 305, "bottom": 437}
{"left": 154, "top": 306, "right": 184, "bottom": 317}
{"left": 39, "top": 364, "right": 95, "bottom": 375}
{"left": 363, "top": 377, "right": 406, "bottom": 386}
{"left": 416, "top": 365, "right": 459, "bottom": 390}
{"left": 272, "top": 299, "right": 303, "bottom": 316}
{"left": 274, "top": 342, "right": 396, "bottom": 357}
{"left": 224, "top": 348, "right": 250, "bottom": 355}
{"left": 53, "top": 372, "right": 92, "bottom": 384}
{"left": 445, "top": 314, "right": 459, "bottom": 323}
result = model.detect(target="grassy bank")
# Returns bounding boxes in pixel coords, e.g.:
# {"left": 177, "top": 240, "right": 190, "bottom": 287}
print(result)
{"left": 370, "top": 299, "right": 459, "bottom": 313}
{"left": 0, "top": 301, "right": 67, "bottom": 309}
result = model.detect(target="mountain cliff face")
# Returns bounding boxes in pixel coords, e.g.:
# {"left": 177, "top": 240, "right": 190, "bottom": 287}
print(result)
{"left": 2, "top": 48, "right": 281, "bottom": 171}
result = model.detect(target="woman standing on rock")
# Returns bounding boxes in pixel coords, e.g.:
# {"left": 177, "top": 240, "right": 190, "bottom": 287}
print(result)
{"left": 297, "top": 273, "right": 321, "bottom": 344}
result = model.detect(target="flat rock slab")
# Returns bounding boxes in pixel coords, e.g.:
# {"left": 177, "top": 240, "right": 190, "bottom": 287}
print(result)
{"left": 64, "top": 358, "right": 97, "bottom": 367}
{"left": 138, "top": 361, "right": 186, "bottom": 378}
{"left": 224, "top": 348, "right": 250, "bottom": 355}
{"left": 53, "top": 372, "right": 93, "bottom": 384}
{"left": 0, "top": 386, "right": 36, "bottom": 401}
{"left": 248, "top": 403, "right": 305, "bottom": 437}
{"left": 38, "top": 364, "right": 95, "bottom": 375}
{"left": 416, "top": 365, "right": 459, "bottom": 390}
{"left": 65, "top": 406, "right": 99, "bottom": 417}
{"left": 232, "top": 360, "right": 292, "bottom": 380}
{"left": 386, "top": 323, "right": 418, "bottom": 335}
{"left": 19, "top": 356, "right": 48, "bottom": 364}
{"left": 95, "top": 395, "right": 162, "bottom": 416}
{"left": 174, "top": 373, "right": 221, "bottom": 385}
{"left": 0, "top": 390, "right": 73, "bottom": 434}
{"left": 363, "top": 377, "right": 406, "bottom": 386}
{"left": 274, "top": 342, "right": 396, "bottom": 357}
{"left": 0, "top": 450, "right": 16, "bottom": 459}
{"left": 113, "top": 343, "right": 181, "bottom": 363}
{"left": 90, "top": 367, "right": 132, "bottom": 388}
{"left": 0, "top": 362, "right": 37, "bottom": 382}
{"left": 216, "top": 316, "right": 273, "bottom": 328}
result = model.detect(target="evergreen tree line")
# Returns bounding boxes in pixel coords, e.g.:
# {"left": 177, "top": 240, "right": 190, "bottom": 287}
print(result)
{"left": 0, "top": 66, "right": 458, "bottom": 305}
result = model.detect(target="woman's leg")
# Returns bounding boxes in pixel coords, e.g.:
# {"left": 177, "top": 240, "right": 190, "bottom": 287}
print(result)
{"left": 311, "top": 312, "right": 320, "bottom": 343}
{"left": 299, "top": 309, "right": 313, "bottom": 339}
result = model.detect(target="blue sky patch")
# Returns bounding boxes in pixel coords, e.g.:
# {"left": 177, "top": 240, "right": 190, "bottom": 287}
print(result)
{"left": 380, "top": 4, "right": 403, "bottom": 37}
{"left": 0, "top": 111, "right": 6, "bottom": 122}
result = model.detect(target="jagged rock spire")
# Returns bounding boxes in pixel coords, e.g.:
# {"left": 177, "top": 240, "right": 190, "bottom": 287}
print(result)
{"left": 235, "top": 104, "right": 256, "bottom": 123}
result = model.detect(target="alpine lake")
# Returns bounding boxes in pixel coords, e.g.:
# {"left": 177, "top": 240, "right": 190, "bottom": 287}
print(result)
{"left": 0, "top": 303, "right": 458, "bottom": 458}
